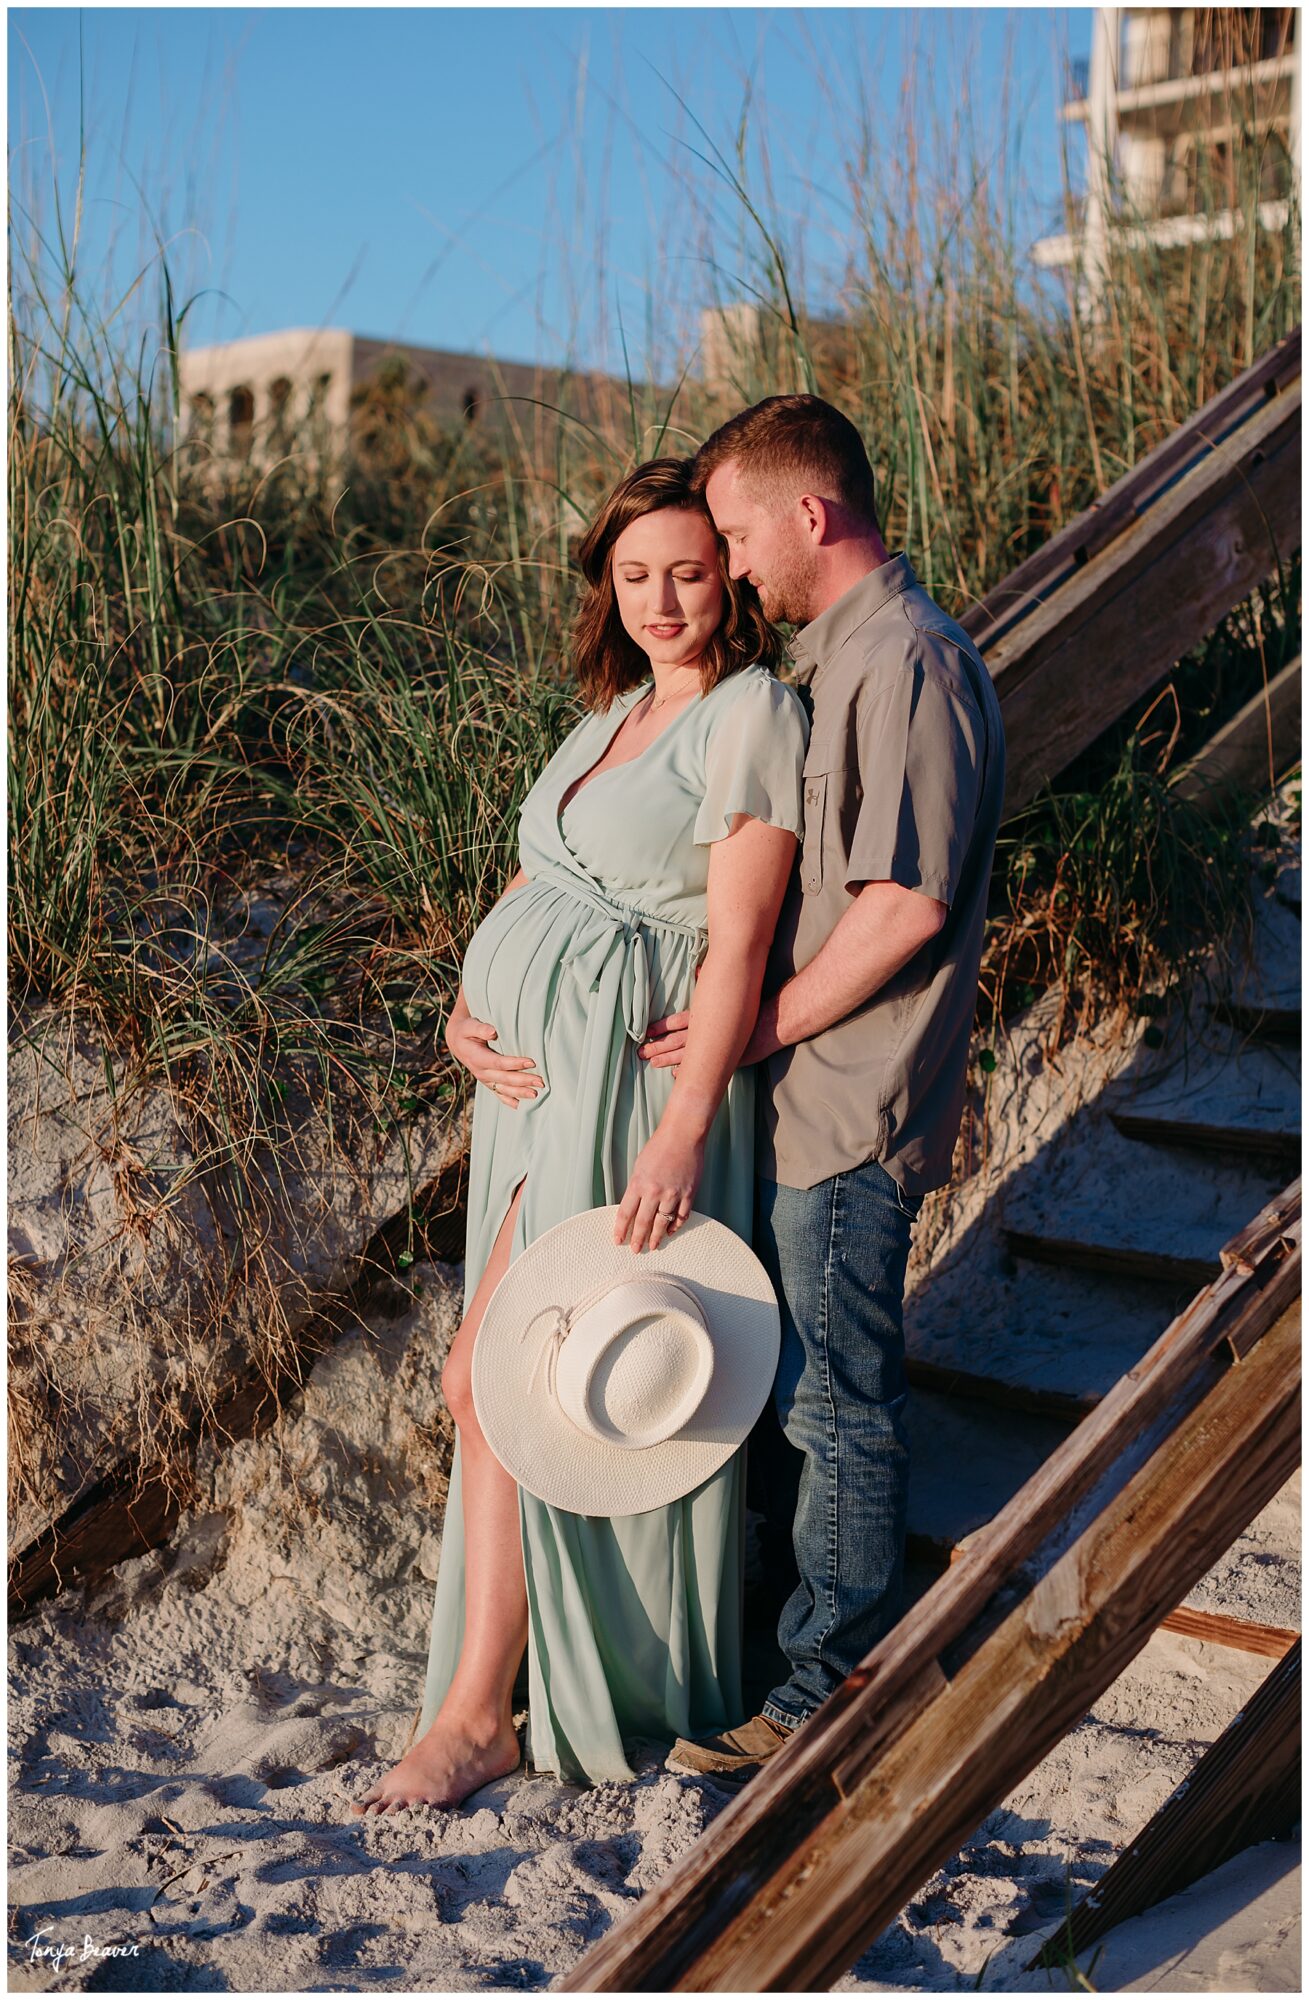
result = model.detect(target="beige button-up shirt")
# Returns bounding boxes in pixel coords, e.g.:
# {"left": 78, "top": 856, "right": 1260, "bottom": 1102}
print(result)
{"left": 757, "top": 553, "right": 1006, "bottom": 1196}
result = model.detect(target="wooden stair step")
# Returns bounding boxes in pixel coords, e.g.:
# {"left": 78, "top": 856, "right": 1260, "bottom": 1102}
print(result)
{"left": 1156, "top": 1606, "right": 1299, "bottom": 1659}
{"left": 1000, "top": 1125, "right": 1287, "bottom": 1286}
{"left": 1003, "top": 1230, "right": 1220, "bottom": 1290}
{"left": 905, "top": 1390, "right": 1072, "bottom": 1555}
{"left": 906, "top": 1356, "right": 1097, "bottom": 1424}
{"left": 1209, "top": 999, "right": 1301, "bottom": 1044}
{"left": 907, "top": 1265, "right": 1176, "bottom": 1410}
{"left": 1107, "top": 1030, "right": 1299, "bottom": 1143}
{"left": 1109, "top": 1109, "right": 1301, "bottom": 1167}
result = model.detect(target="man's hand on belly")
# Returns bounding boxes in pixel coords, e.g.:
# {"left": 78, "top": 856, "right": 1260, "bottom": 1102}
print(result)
{"left": 636, "top": 961, "right": 711, "bottom": 1071}
{"left": 637, "top": 1008, "right": 691, "bottom": 1069}
{"left": 637, "top": 999, "right": 776, "bottom": 1070}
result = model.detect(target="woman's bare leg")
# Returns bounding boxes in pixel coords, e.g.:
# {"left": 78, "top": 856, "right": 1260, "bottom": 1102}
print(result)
{"left": 351, "top": 1178, "right": 529, "bottom": 1814}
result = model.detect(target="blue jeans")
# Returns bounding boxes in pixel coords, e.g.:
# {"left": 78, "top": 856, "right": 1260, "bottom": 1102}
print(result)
{"left": 752, "top": 1157, "right": 922, "bottom": 1730}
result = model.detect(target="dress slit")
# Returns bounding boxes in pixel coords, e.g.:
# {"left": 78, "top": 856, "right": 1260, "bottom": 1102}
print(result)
{"left": 485, "top": 1169, "right": 529, "bottom": 1285}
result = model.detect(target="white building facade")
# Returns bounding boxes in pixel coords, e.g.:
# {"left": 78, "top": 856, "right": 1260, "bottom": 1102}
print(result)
{"left": 177, "top": 328, "right": 643, "bottom": 476}
{"left": 1034, "top": 7, "right": 1299, "bottom": 305}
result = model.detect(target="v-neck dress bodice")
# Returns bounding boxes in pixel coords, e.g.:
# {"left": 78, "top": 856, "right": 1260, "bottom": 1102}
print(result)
{"left": 418, "top": 663, "right": 809, "bottom": 1784}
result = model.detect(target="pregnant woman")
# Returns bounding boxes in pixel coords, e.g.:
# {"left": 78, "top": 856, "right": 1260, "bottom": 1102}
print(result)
{"left": 353, "top": 456, "right": 809, "bottom": 1811}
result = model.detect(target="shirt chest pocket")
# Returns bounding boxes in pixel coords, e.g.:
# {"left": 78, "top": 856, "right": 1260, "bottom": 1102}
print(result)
{"left": 800, "top": 760, "right": 862, "bottom": 896}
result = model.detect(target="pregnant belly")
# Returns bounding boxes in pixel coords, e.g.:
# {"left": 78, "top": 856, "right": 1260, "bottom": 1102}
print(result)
{"left": 461, "top": 879, "right": 697, "bottom": 1074}
{"left": 460, "top": 883, "right": 551, "bottom": 1060}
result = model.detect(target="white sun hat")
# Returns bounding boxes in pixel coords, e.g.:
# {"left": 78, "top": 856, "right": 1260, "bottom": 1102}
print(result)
{"left": 470, "top": 1204, "right": 781, "bottom": 1515}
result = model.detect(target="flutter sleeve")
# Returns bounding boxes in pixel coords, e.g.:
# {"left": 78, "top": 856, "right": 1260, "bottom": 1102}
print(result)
{"left": 692, "top": 668, "right": 810, "bottom": 845}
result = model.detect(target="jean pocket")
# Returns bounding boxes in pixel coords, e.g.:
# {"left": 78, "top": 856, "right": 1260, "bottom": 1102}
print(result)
{"left": 869, "top": 1157, "right": 922, "bottom": 1219}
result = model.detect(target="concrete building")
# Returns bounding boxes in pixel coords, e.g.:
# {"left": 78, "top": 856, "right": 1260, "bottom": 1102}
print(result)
{"left": 698, "top": 303, "right": 855, "bottom": 401}
{"left": 1034, "top": 7, "right": 1299, "bottom": 304}
{"left": 177, "top": 326, "right": 653, "bottom": 477}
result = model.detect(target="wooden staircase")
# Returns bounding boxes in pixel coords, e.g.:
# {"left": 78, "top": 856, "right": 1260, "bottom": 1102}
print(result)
{"left": 901, "top": 790, "right": 1301, "bottom": 1657}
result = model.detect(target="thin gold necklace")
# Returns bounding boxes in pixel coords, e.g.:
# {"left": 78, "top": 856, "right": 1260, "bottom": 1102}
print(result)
{"left": 647, "top": 673, "right": 699, "bottom": 714}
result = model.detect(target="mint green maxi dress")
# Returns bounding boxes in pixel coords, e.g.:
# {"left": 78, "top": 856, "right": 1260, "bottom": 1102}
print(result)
{"left": 415, "top": 662, "right": 809, "bottom": 1784}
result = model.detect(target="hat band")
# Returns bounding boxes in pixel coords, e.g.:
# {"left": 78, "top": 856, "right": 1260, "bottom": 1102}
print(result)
{"left": 521, "top": 1273, "right": 713, "bottom": 1450}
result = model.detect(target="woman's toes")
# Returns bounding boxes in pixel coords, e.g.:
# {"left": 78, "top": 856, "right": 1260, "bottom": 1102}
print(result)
{"left": 351, "top": 1785, "right": 394, "bottom": 1816}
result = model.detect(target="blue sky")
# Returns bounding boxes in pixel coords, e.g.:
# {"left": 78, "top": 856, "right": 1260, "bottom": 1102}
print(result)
{"left": 9, "top": 8, "right": 1091, "bottom": 377}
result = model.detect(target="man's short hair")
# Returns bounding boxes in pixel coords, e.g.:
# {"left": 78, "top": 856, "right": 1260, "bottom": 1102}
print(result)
{"left": 690, "top": 393, "right": 879, "bottom": 528}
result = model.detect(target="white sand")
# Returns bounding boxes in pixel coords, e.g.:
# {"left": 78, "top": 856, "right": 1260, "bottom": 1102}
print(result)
{"left": 8, "top": 1255, "right": 1299, "bottom": 1992}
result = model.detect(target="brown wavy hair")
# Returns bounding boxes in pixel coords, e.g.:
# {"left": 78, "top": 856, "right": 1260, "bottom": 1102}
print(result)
{"left": 571, "top": 457, "right": 782, "bottom": 712}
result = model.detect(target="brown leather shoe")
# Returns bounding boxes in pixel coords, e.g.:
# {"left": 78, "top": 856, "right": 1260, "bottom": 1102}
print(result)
{"left": 665, "top": 1712, "right": 792, "bottom": 1781}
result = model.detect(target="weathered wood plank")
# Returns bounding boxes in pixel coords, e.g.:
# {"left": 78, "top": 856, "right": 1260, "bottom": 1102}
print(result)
{"left": 1027, "top": 1641, "right": 1300, "bottom": 1969}
{"left": 1157, "top": 1606, "right": 1300, "bottom": 1659}
{"left": 1003, "top": 1229, "right": 1220, "bottom": 1290}
{"left": 1171, "top": 655, "right": 1302, "bottom": 808}
{"left": 702, "top": 1326, "right": 1300, "bottom": 1992}
{"left": 993, "top": 386, "right": 1301, "bottom": 816}
{"left": 572, "top": 1296, "right": 1300, "bottom": 1992}
{"left": 984, "top": 384, "right": 1299, "bottom": 705}
{"left": 567, "top": 1189, "right": 1299, "bottom": 1991}
{"left": 961, "top": 330, "right": 1301, "bottom": 658}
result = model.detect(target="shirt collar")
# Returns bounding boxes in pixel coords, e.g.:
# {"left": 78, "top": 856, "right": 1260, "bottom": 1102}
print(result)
{"left": 788, "top": 552, "right": 916, "bottom": 685}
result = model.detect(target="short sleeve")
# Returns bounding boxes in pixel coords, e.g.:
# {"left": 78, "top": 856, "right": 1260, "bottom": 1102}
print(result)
{"left": 693, "top": 670, "right": 810, "bottom": 845}
{"left": 845, "top": 654, "right": 985, "bottom": 903}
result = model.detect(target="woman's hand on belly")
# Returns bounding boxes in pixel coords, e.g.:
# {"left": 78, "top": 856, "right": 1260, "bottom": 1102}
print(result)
{"left": 614, "top": 1126, "right": 703, "bottom": 1253}
{"left": 445, "top": 990, "right": 543, "bottom": 1107}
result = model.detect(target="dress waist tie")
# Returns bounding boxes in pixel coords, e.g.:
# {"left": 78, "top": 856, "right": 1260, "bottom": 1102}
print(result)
{"left": 536, "top": 870, "right": 708, "bottom": 1046}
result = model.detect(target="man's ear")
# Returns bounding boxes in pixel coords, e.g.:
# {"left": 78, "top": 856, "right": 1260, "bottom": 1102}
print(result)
{"left": 797, "top": 492, "right": 829, "bottom": 543}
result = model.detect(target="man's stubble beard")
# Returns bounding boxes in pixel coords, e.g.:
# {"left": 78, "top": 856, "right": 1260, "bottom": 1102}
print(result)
{"left": 759, "top": 543, "right": 821, "bottom": 629}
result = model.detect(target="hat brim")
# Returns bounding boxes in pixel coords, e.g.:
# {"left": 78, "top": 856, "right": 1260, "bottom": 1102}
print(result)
{"left": 470, "top": 1206, "right": 780, "bottom": 1515}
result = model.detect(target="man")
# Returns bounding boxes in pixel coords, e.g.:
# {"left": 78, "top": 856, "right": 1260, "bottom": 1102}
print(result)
{"left": 639, "top": 394, "right": 1006, "bottom": 1780}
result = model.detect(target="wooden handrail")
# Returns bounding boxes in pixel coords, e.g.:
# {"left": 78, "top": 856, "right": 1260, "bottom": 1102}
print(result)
{"left": 570, "top": 1184, "right": 1301, "bottom": 1992}
{"left": 961, "top": 327, "right": 1301, "bottom": 656}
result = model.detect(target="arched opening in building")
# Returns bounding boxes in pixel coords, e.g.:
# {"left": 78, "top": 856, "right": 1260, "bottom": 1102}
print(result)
{"left": 229, "top": 384, "right": 254, "bottom": 459}
{"left": 462, "top": 385, "right": 482, "bottom": 424}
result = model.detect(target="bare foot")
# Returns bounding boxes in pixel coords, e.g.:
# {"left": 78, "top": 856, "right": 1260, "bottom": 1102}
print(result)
{"left": 350, "top": 1717, "right": 521, "bottom": 1816}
